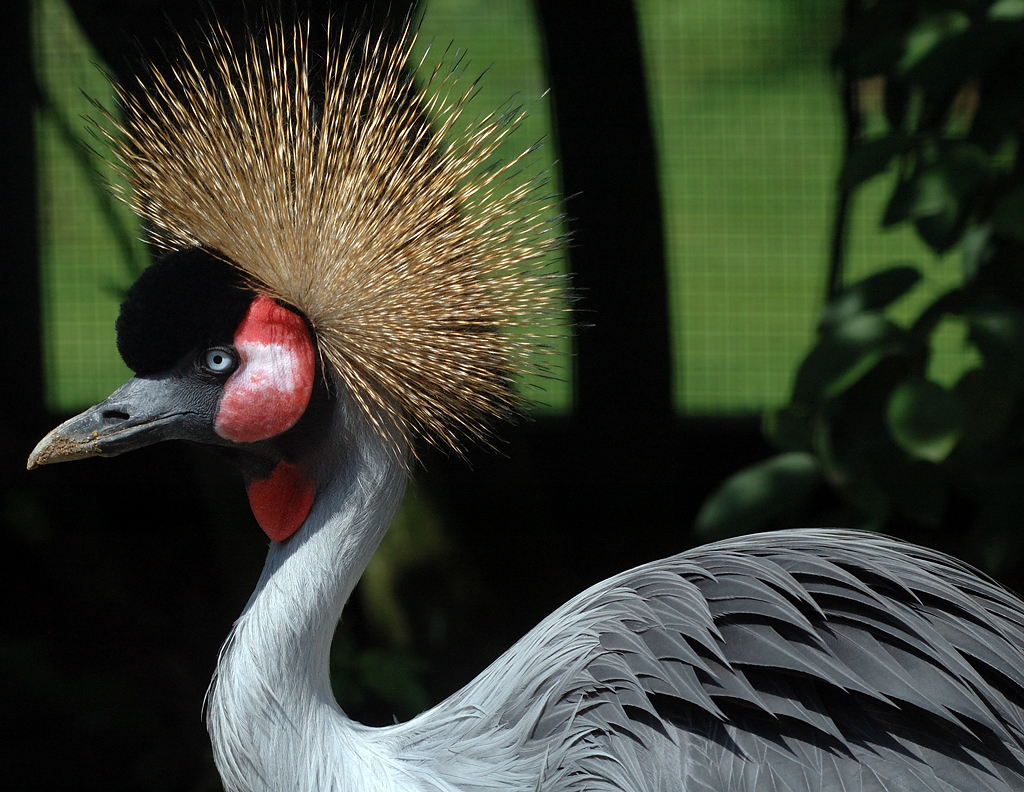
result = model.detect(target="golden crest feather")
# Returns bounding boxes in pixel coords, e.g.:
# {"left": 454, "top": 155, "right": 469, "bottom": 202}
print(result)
{"left": 105, "top": 20, "right": 564, "bottom": 455}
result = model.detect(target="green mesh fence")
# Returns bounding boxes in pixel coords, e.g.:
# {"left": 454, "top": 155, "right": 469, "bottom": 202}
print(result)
{"left": 33, "top": 0, "right": 144, "bottom": 412}
{"left": 33, "top": 0, "right": 572, "bottom": 415}
{"left": 35, "top": 0, "right": 973, "bottom": 418}
{"left": 638, "top": 0, "right": 972, "bottom": 413}
{"left": 413, "top": 0, "right": 573, "bottom": 414}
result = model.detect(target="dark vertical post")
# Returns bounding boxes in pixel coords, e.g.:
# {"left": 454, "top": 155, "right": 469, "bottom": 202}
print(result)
{"left": 533, "top": 0, "right": 673, "bottom": 427}
{"left": 0, "top": 0, "right": 44, "bottom": 443}
{"left": 524, "top": 0, "right": 683, "bottom": 588}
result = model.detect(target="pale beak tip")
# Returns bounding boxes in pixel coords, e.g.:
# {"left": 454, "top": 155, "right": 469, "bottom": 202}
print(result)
{"left": 27, "top": 428, "right": 60, "bottom": 470}
{"left": 27, "top": 427, "right": 100, "bottom": 470}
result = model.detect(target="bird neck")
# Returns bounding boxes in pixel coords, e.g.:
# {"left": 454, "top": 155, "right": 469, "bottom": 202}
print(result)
{"left": 206, "top": 397, "right": 410, "bottom": 792}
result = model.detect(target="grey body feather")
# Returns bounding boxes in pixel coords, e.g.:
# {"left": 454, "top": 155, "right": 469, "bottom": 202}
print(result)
{"left": 389, "top": 529, "right": 1024, "bottom": 792}
{"left": 199, "top": 384, "right": 1024, "bottom": 792}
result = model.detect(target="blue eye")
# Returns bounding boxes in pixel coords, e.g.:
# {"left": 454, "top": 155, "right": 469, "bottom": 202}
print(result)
{"left": 204, "top": 348, "right": 236, "bottom": 374}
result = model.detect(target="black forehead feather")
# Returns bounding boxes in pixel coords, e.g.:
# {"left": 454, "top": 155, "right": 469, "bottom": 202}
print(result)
{"left": 116, "top": 248, "right": 255, "bottom": 375}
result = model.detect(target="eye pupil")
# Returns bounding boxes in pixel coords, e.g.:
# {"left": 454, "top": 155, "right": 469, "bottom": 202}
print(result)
{"left": 205, "top": 349, "right": 235, "bottom": 373}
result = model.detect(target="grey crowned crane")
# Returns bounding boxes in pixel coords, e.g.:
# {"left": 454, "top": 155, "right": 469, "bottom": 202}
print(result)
{"left": 28, "top": 19, "right": 1024, "bottom": 792}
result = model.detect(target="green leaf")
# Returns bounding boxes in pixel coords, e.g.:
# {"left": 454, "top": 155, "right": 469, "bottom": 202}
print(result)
{"left": 902, "top": 21, "right": 1007, "bottom": 93}
{"left": 793, "top": 314, "right": 907, "bottom": 406}
{"left": 990, "top": 0, "right": 1024, "bottom": 20}
{"left": 915, "top": 212, "right": 963, "bottom": 252}
{"left": 694, "top": 453, "right": 821, "bottom": 539}
{"left": 993, "top": 185, "right": 1024, "bottom": 242}
{"left": 886, "top": 379, "right": 964, "bottom": 462}
{"left": 840, "top": 135, "right": 911, "bottom": 189}
{"left": 763, "top": 406, "right": 812, "bottom": 453}
{"left": 961, "top": 223, "right": 991, "bottom": 279}
{"left": 819, "top": 266, "right": 921, "bottom": 330}
{"left": 941, "top": 143, "right": 991, "bottom": 196}
{"left": 968, "top": 304, "right": 1024, "bottom": 385}
{"left": 899, "top": 11, "right": 971, "bottom": 73}
{"left": 884, "top": 163, "right": 972, "bottom": 251}
{"left": 913, "top": 169, "right": 956, "bottom": 216}
{"left": 884, "top": 169, "right": 955, "bottom": 226}
{"left": 913, "top": 168, "right": 956, "bottom": 216}
{"left": 883, "top": 173, "right": 918, "bottom": 227}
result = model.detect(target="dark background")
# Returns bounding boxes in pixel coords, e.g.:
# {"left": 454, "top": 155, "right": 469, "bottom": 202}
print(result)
{"left": 0, "top": 1, "right": 977, "bottom": 789}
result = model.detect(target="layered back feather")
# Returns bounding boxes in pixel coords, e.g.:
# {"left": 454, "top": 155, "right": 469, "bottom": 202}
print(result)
{"left": 104, "top": 19, "right": 563, "bottom": 454}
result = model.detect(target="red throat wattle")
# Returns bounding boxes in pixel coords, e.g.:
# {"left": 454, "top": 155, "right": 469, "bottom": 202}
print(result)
{"left": 246, "top": 461, "right": 316, "bottom": 542}
{"left": 215, "top": 296, "right": 317, "bottom": 541}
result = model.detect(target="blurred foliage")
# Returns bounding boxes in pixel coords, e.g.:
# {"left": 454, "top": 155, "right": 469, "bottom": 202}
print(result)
{"left": 330, "top": 485, "right": 450, "bottom": 719}
{"left": 330, "top": 635, "right": 431, "bottom": 719}
{"left": 698, "top": 0, "right": 1024, "bottom": 576}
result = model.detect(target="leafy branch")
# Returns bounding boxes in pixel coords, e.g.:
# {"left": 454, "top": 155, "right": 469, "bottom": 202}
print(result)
{"left": 697, "top": 0, "right": 1024, "bottom": 574}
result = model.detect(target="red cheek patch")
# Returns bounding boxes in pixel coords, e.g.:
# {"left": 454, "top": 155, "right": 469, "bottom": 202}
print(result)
{"left": 246, "top": 461, "right": 315, "bottom": 542}
{"left": 215, "top": 296, "right": 315, "bottom": 443}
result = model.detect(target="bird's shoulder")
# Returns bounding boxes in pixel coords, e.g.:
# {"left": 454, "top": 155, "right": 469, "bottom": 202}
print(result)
{"left": 391, "top": 529, "right": 1024, "bottom": 791}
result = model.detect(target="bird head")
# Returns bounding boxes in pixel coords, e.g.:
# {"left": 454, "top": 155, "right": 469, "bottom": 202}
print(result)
{"left": 28, "top": 247, "right": 326, "bottom": 541}
{"left": 27, "top": 20, "right": 563, "bottom": 542}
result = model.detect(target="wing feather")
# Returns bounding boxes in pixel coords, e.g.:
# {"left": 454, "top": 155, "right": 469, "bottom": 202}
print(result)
{"left": 391, "top": 529, "right": 1024, "bottom": 791}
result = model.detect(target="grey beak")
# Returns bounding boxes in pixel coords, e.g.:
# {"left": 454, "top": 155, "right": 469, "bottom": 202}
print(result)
{"left": 28, "top": 374, "right": 215, "bottom": 469}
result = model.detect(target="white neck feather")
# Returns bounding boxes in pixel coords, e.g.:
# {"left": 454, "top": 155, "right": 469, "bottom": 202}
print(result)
{"left": 205, "top": 396, "right": 410, "bottom": 792}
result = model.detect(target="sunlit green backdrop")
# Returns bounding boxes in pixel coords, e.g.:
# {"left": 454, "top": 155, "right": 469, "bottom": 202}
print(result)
{"left": 33, "top": 0, "right": 974, "bottom": 415}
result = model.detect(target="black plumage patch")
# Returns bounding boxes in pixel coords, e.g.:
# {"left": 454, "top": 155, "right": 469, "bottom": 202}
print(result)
{"left": 116, "top": 248, "right": 255, "bottom": 375}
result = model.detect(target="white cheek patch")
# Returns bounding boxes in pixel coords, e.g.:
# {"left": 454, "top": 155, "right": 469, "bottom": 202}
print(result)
{"left": 215, "top": 297, "right": 315, "bottom": 443}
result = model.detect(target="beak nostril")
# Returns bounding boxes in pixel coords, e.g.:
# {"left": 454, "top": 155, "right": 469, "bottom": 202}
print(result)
{"left": 101, "top": 409, "right": 130, "bottom": 425}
